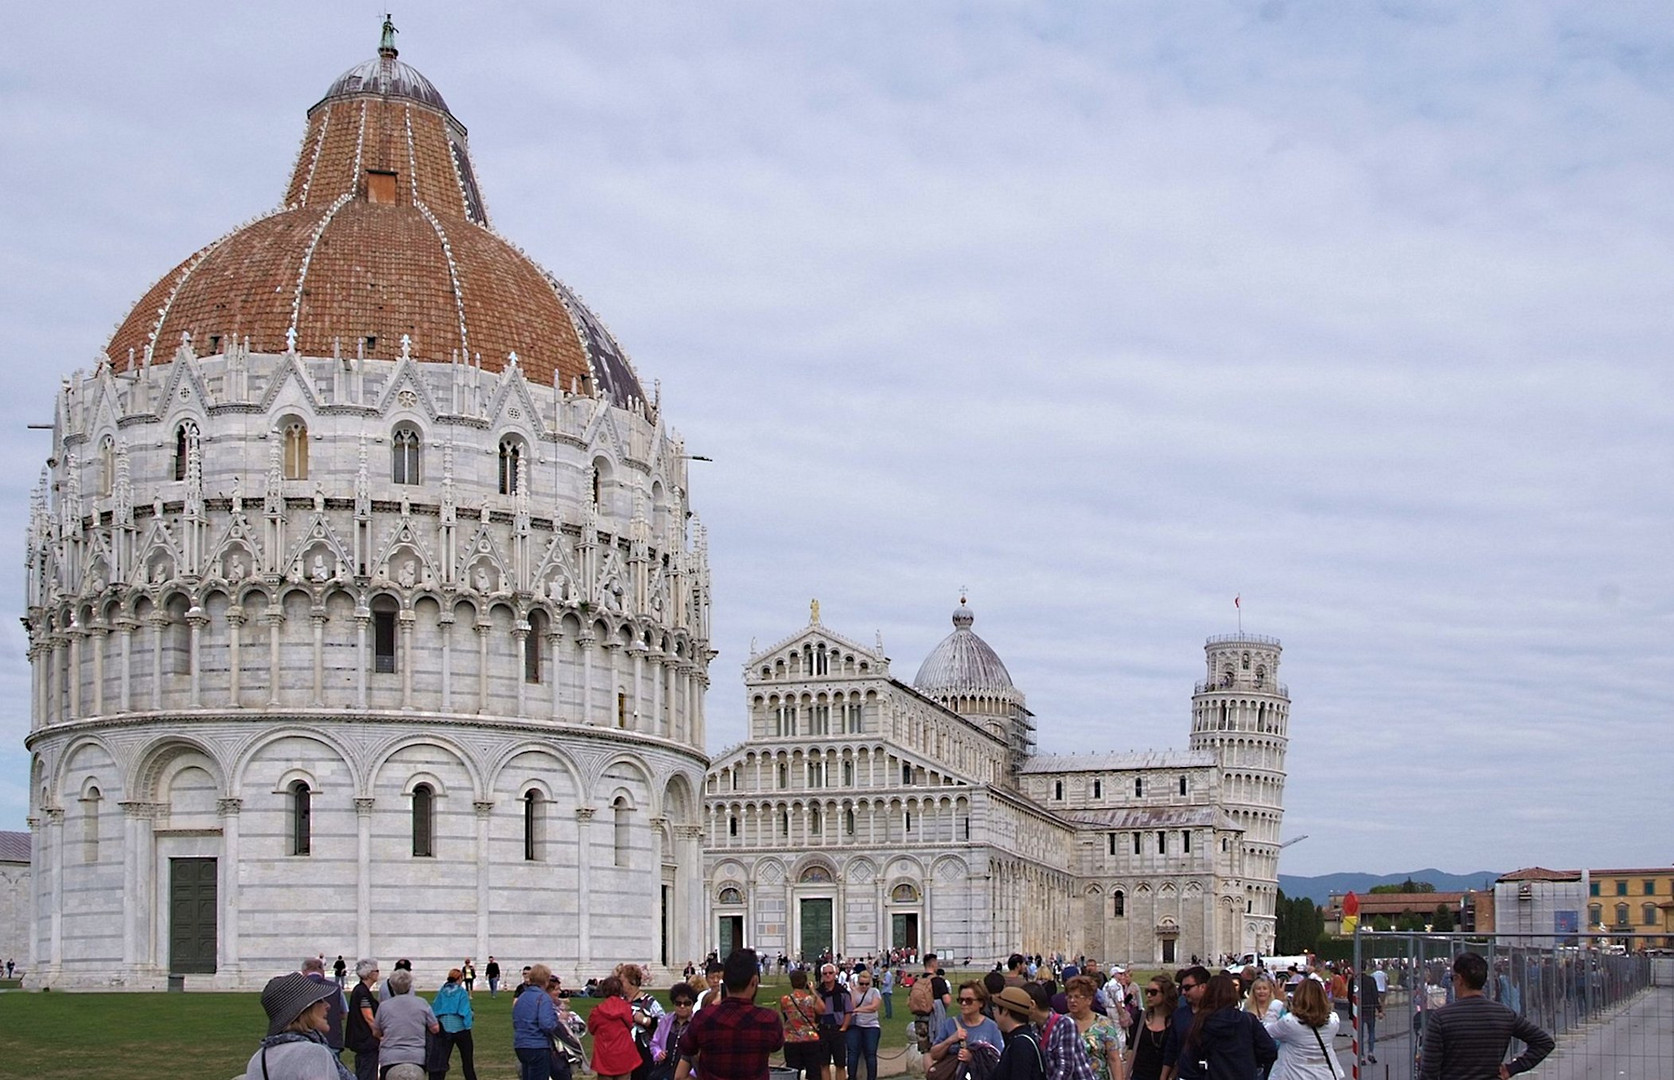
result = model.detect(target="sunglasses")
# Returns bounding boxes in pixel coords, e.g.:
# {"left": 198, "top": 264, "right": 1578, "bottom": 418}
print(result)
{"left": 1180, "top": 982, "right": 1199, "bottom": 991}
{"left": 958, "top": 996, "right": 979, "bottom": 1004}
{"left": 1143, "top": 988, "right": 1161, "bottom": 996}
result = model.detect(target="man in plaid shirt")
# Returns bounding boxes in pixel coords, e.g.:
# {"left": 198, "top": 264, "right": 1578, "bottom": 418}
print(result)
{"left": 1025, "top": 983, "right": 1098, "bottom": 1080}
{"left": 676, "top": 948, "right": 785, "bottom": 1080}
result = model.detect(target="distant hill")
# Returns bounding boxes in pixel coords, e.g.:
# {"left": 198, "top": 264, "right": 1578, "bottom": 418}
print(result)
{"left": 1279, "top": 869, "right": 1501, "bottom": 906}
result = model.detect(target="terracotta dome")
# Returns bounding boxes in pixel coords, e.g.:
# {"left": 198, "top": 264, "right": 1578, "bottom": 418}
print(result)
{"left": 105, "top": 23, "right": 646, "bottom": 408}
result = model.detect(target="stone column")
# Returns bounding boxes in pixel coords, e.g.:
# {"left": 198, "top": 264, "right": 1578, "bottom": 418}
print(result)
{"left": 67, "top": 629, "right": 82, "bottom": 720}
{"left": 602, "top": 642, "right": 622, "bottom": 726}
{"left": 264, "top": 610, "right": 284, "bottom": 707}
{"left": 355, "top": 612, "right": 370, "bottom": 709}
{"left": 218, "top": 798, "right": 242, "bottom": 975}
{"left": 439, "top": 613, "right": 454, "bottom": 711}
{"left": 574, "top": 808, "right": 594, "bottom": 967}
{"left": 146, "top": 617, "right": 165, "bottom": 711}
{"left": 225, "top": 609, "right": 243, "bottom": 706}
{"left": 26, "top": 815, "right": 42, "bottom": 974}
{"left": 475, "top": 800, "right": 494, "bottom": 963}
{"left": 629, "top": 646, "right": 645, "bottom": 732}
{"left": 311, "top": 611, "right": 327, "bottom": 706}
{"left": 186, "top": 604, "right": 207, "bottom": 708}
{"left": 355, "top": 798, "right": 375, "bottom": 958}
{"left": 546, "top": 629, "right": 563, "bottom": 720}
{"left": 650, "top": 654, "right": 664, "bottom": 735}
{"left": 400, "top": 611, "right": 415, "bottom": 709}
{"left": 91, "top": 626, "right": 108, "bottom": 716}
{"left": 46, "top": 806, "right": 64, "bottom": 973}
{"left": 578, "top": 635, "right": 596, "bottom": 724}
{"left": 512, "top": 625, "right": 530, "bottom": 717}
{"left": 476, "top": 619, "right": 491, "bottom": 714}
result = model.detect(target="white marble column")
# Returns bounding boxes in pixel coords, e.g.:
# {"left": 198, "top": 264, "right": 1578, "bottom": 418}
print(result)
{"left": 513, "top": 627, "right": 530, "bottom": 717}
{"left": 355, "top": 798, "right": 374, "bottom": 958}
{"left": 218, "top": 798, "right": 242, "bottom": 975}
{"left": 475, "top": 620, "right": 490, "bottom": 714}
{"left": 91, "top": 627, "right": 107, "bottom": 715}
{"left": 311, "top": 613, "right": 327, "bottom": 706}
{"left": 475, "top": 800, "right": 493, "bottom": 962}
{"left": 46, "top": 807, "right": 65, "bottom": 974}
{"left": 265, "top": 611, "right": 284, "bottom": 707}
{"left": 187, "top": 606, "right": 206, "bottom": 707}
{"left": 225, "top": 610, "right": 242, "bottom": 706}
{"left": 400, "top": 611, "right": 415, "bottom": 709}
{"left": 546, "top": 630, "right": 563, "bottom": 720}
{"left": 147, "top": 618, "right": 165, "bottom": 711}
{"left": 439, "top": 615, "right": 454, "bottom": 711}
{"left": 575, "top": 807, "right": 594, "bottom": 967}
{"left": 355, "top": 614, "right": 369, "bottom": 709}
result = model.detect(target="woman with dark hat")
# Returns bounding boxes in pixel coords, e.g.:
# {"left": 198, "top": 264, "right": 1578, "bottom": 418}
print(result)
{"left": 249, "top": 971, "right": 356, "bottom": 1080}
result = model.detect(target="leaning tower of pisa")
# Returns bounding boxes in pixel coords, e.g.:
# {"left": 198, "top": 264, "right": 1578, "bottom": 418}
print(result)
{"left": 1189, "top": 634, "right": 1289, "bottom": 956}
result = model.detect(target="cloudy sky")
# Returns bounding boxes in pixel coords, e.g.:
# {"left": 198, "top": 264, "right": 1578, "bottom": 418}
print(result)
{"left": 2, "top": 2, "right": 1670, "bottom": 877}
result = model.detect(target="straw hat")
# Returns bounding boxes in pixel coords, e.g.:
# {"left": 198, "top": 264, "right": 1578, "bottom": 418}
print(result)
{"left": 992, "top": 986, "right": 1034, "bottom": 1019}
{"left": 261, "top": 972, "right": 340, "bottom": 1036}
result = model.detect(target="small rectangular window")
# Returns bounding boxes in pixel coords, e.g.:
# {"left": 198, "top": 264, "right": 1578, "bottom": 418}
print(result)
{"left": 366, "top": 170, "right": 399, "bottom": 205}
{"left": 1183, "top": 830, "right": 1192, "bottom": 853}
{"left": 1157, "top": 830, "right": 1167, "bottom": 855}
{"left": 1647, "top": 880, "right": 1658, "bottom": 896}
{"left": 1617, "top": 880, "right": 1629, "bottom": 896}
{"left": 1590, "top": 882, "right": 1601, "bottom": 897}
{"left": 1133, "top": 833, "right": 1141, "bottom": 856}
{"left": 1092, "top": 779, "right": 1102, "bottom": 799}
{"left": 373, "top": 611, "right": 397, "bottom": 673}
{"left": 1108, "top": 833, "right": 1116, "bottom": 856}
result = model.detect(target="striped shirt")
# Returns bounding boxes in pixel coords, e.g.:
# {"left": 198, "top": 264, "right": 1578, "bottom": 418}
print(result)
{"left": 1417, "top": 995, "right": 1554, "bottom": 1080}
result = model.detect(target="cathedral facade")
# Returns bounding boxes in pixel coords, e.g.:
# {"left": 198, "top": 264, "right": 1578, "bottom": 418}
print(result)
{"left": 22, "top": 26, "right": 711, "bottom": 989}
{"left": 702, "top": 604, "right": 1288, "bottom": 966}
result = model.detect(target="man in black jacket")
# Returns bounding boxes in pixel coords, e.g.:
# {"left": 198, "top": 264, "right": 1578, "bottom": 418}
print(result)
{"left": 1160, "top": 966, "right": 1211, "bottom": 1080}
{"left": 990, "top": 987, "right": 1046, "bottom": 1080}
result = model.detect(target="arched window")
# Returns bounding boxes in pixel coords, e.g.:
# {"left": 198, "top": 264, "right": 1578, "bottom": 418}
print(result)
{"left": 371, "top": 596, "right": 399, "bottom": 674}
{"left": 1615, "top": 903, "right": 1630, "bottom": 926}
{"left": 1113, "top": 889, "right": 1125, "bottom": 917}
{"left": 412, "top": 783, "right": 435, "bottom": 857}
{"left": 809, "top": 806, "right": 822, "bottom": 835}
{"left": 289, "top": 780, "right": 312, "bottom": 856}
{"left": 1588, "top": 904, "right": 1602, "bottom": 926}
{"left": 844, "top": 807, "right": 856, "bottom": 835}
{"left": 498, "top": 438, "right": 522, "bottom": 495}
{"left": 1135, "top": 777, "right": 1144, "bottom": 798}
{"left": 282, "top": 420, "right": 309, "bottom": 480}
{"left": 1254, "top": 665, "right": 1266, "bottom": 687}
{"left": 613, "top": 797, "right": 631, "bottom": 867}
{"left": 728, "top": 815, "right": 739, "bottom": 837}
{"left": 891, "top": 883, "right": 919, "bottom": 903}
{"left": 1241, "top": 652, "right": 1251, "bottom": 670}
{"left": 524, "top": 610, "right": 546, "bottom": 684}
{"left": 392, "top": 427, "right": 421, "bottom": 485}
{"left": 81, "top": 786, "right": 101, "bottom": 863}
{"left": 719, "top": 886, "right": 744, "bottom": 904}
{"left": 173, "top": 422, "right": 197, "bottom": 481}
{"left": 1180, "top": 776, "right": 1188, "bottom": 796}
{"left": 523, "top": 789, "right": 543, "bottom": 861}
{"left": 591, "top": 466, "right": 602, "bottom": 507}
{"left": 99, "top": 437, "right": 115, "bottom": 497}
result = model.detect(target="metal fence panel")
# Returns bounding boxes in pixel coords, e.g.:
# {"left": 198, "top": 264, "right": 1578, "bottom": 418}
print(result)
{"left": 1346, "top": 931, "right": 1672, "bottom": 1080}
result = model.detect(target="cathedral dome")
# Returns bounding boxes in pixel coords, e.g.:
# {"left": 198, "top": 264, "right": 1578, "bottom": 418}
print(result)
{"left": 103, "top": 21, "right": 646, "bottom": 408}
{"left": 913, "top": 599, "right": 1015, "bottom": 694}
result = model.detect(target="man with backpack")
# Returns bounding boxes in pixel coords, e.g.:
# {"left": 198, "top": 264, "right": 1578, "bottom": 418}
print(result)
{"left": 908, "top": 954, "right": 950, "bottom": 1052}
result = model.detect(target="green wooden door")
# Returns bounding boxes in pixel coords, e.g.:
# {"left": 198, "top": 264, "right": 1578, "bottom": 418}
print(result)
{"left": 800, "top": 898, "right": 833, "bottom": 961}
{"left": 891, "top": 912, "right": 919, "bottom": 951}
{"left": 169, "top": 857, "right": 218, "bottom": 974}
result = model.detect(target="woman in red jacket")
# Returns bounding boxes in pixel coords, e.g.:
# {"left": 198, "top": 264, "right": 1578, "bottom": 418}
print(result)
{"left": 589, "top": 975, "right": 643, "bottom": 1080}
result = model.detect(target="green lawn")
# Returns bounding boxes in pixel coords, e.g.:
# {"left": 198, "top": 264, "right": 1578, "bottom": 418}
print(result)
{"left": 0, "top": 977, "right": 953, "bottom": 1080}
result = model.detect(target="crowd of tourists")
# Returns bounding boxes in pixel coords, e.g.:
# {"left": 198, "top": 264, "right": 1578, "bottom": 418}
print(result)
{"left": 247, "top": 946, "right": 1554, "bottom": 1080}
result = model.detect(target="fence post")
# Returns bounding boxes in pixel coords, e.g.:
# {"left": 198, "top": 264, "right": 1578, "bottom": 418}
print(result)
{"left": 1351, "top": 925, "right": 1361, "bottom": 1079}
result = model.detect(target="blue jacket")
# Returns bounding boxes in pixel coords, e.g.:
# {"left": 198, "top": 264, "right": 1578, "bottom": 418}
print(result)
{"left": 433, "top": 981, "right": 474, "bottom": 1033}
{"left": 513, "top": 988, "right": 559, "bottom": 1049}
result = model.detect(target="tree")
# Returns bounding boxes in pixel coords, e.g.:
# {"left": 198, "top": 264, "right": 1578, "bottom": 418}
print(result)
{"left": 1396, "top": 910, "right": 1427, "bottom": 932}
{"left": 1432, "top": 903, "right": 1456, "bottom": 932}
{"left": 1371, "top": 878, "right": 1437, "bottom": 894}
{"left": 1275, "top": 890, "right": 1324, "bottom": 953}
{"left": 1371, "top": 914, "right": 1392, "bottom": 932}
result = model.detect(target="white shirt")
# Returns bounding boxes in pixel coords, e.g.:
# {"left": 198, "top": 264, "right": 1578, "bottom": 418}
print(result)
{"left": 1371, "top": 969, "right": 1388, "bottom": 994}
{"left": 1264, "top": 1011, "right": 1342, "bottom": 1080}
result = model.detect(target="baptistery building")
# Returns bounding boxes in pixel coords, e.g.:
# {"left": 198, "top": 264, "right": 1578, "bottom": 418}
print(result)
{"left": 702, "top": 603, "right": 1288, "bottom": 966}
{"left": 23, "top": 24, "right": 710, "bottom": 989}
